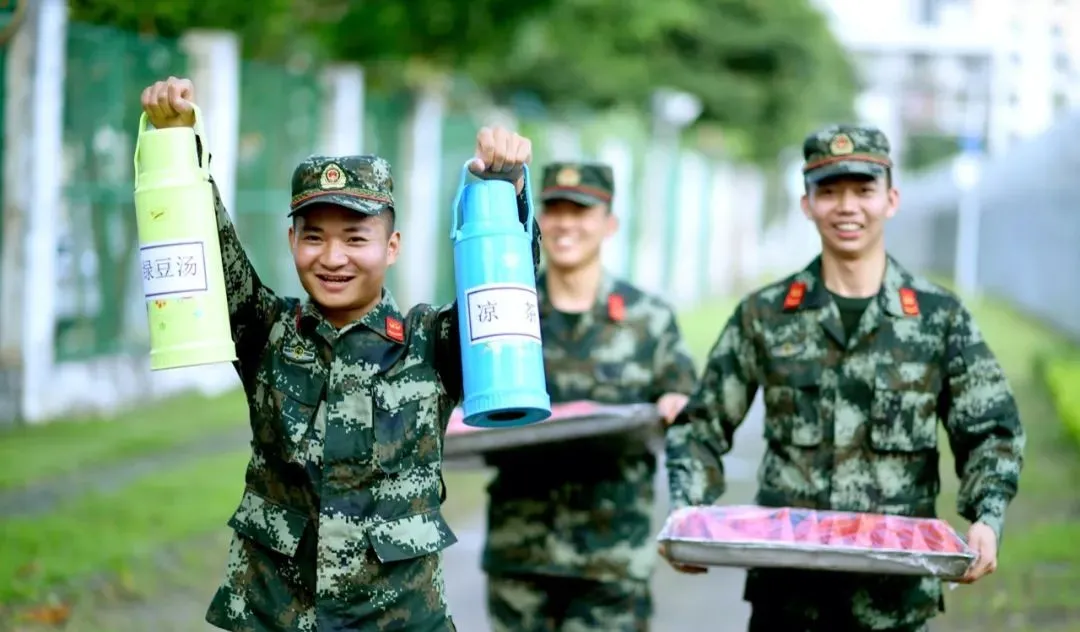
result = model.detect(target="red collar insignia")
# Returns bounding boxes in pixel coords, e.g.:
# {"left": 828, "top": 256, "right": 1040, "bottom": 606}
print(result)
{"left": 783, "top": 282, "right": 807, "bottom": 310}
{"left": 898, "top": 288, "right": 919, "bottom": 316}
{"left": 385, "top": 316, "right": 404, "bottom": 342}
{"left": 607, "top": 294, "right": 626, "bottom": 322}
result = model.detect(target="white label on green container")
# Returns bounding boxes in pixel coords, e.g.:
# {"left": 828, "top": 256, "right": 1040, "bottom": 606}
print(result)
{"left": 139, "top": 240, "right": 209, "bottom": 299}
{"left": 465, "top": 283, "right": 542, "bottom": 345}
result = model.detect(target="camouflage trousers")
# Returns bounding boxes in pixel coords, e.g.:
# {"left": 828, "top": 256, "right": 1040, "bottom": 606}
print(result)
{"left": 747, "top": 607, "right": 930, "bottom": 632}
{"left": 486, "top": 573, "right": 652, "bottom": 632}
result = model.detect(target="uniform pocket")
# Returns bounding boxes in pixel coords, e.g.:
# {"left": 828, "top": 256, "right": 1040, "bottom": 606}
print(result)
{"left": 273, "top": 359, "right": 325, "bottom": 447}
{"left": 227, "top": 488, "right": 311, "bottom": 557}
{"left": 763, "top": 360, "right": 824, "bottom": 448}
{"left": 372, "top": 368, "right": 443, "bottom": 473}
{"left": 870, "top": 363, "right": 942, "bottom": 452}
{"left": 367, "top": 508, "right": 458, "bottom": 563}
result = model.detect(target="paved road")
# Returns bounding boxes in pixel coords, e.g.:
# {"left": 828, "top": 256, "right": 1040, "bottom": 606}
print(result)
{"left": 443, "top": 397, "right": 766, "bottom": 632}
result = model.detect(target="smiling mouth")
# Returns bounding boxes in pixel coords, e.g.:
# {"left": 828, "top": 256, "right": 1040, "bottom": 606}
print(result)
{"left": 316, "top": 274, "right": 355, "bottom": 284}
{"left": 834, "top": 222, "right": 863, "bottom": 232}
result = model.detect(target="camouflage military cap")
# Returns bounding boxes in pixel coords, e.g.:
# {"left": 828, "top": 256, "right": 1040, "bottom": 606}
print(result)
{"left": 540, "top": 162, "right": 614, "bottom": 208}
{"left": 289, "top": 155, "right": 394, "bottom": 216}
{"left": 802, "top": 124, "right": 892, "bottom": 184}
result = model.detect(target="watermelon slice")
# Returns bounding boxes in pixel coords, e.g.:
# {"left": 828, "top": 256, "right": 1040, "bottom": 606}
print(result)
{"left": 907, "top": 524, "right": 930, "bottom": 552}
{"left": 853, "top": 514, "right": 877, "bottom": 548}
{"left": 918, "top": 521, "right": 949, "bottom": 553}
{"left": 825, "top": 516, "right": 862, "bottom": 548}
{"left": 789, "top": 510, "right": 821, "bottom": 544}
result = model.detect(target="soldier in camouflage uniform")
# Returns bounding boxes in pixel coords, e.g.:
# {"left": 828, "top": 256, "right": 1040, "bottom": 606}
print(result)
{"left": 662, "top": 125, "right": 1026, "bottom": 631}
{"left": 481, "top": 162, "right": 698, "bottom": 631}
{"left": 140, "top": 76, "right": 541, "bottom": 632}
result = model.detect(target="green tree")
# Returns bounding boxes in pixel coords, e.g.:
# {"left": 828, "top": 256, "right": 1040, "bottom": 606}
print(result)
{"left": 473, "top": 0, "right": 858, "bottom": 164}
{"left": 68, "top": 0, "right": 317, "bottom": 59}
{"left": 68, "top": 0, "right": 558, "bottom": 87}
{"left": 303, "top": 0, "right": 557, "bottom": 91}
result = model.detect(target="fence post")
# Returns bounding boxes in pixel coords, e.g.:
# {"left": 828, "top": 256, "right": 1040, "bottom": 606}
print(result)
{"left": 598, "top": 137, "right": 634, "bottom": 280}
{"left": 397, "top": 81, "right": 447, "bottom": 307}
{"left": 633, "top": 141, "right": 667, "bottom": 295}
{"left": 318, "top": 64, "right": 364, "bottom": 156}
{"left": 671, "top": 151, "right": 706, "bottom": 306}
{"left": 696, "top": 161, "right": 716, "bottom": 302}
{"left": 0, "top": 0, "right": 37, "bottom": 424}
{"left": 15, "top": 0, "right": 66, "bottom": 422}
{"left": 708, "top": 163, "right": 735, "bottom": 296}
{"left": 546, "top": 122, "right": 582, "bottom": 160}
{"left": 179, "top": 30, "right": 240, "bottom": 217}
{"left": 737, "top": 165, "right": 767, "bottom": 284}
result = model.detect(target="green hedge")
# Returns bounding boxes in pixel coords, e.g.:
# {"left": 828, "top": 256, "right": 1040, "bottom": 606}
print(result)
{"left": 1042, "top": 353, "right": 1080, "bottom": 449}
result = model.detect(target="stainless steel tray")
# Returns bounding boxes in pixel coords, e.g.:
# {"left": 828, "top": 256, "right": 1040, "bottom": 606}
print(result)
{"left": 661, "top": 537, "right": 975, "bottom": 580}
{"left": 443, "top": 403, "right": 660, "bottom": 458}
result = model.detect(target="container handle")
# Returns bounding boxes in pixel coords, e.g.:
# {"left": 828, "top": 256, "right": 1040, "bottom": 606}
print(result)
{"left": 450, "top": 161, "right": 534, "bottom": 240}
{"left": 134, "top": 102, "right": 207, "bottom": 190}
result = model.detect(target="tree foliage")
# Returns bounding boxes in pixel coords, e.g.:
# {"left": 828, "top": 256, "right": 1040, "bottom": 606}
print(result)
{"left": 471, "top": 0, "right": 859, "bottom": 164}
{"left": 300, "top": 0, "right": 558, "bottom": 91}
{"left": 69, "top": 0, "right": 858, "bottom": 162}
{"left": 67, "top": 0, "right": 316, "bottom": 60}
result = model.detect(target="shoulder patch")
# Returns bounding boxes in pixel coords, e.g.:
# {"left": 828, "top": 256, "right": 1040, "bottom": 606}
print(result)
{"left": 385, "top": 316, "right": 405, "bottom": 342}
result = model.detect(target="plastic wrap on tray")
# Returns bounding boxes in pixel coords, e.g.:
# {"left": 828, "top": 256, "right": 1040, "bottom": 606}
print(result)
{"left": 657, "top": 505, "right": 975, "bottom": 579}
{"left": 443, "top": 400, "right": 659, "bottom": 457}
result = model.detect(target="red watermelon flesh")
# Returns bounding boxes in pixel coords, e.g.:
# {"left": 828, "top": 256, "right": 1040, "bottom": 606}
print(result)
{"left": 919, "top": 521, "right": 961, "bottom": 553}
{"left": 673, "top": 510, "right": 712, "bottom": 540}
{"left": 853, "top": 515, "right": 877, "bottom": 548}
{"left": 825, "top": 516, "right": 862, "bottom": 547}
{"left": 878, "top": 525, "right": 902, "bottom": 550}
{"left": 790, "top": 512, "right": 821, "bottom": 544}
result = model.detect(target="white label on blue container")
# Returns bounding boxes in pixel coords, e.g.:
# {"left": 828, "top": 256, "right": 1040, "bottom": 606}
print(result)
{"left": 465, "top": 283, "right": 542, "bottom": 344}
{"left": 139, "top": 240, "right": 210, "bottom": 299}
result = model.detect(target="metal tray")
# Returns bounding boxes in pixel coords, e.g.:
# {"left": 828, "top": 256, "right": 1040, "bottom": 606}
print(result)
{"left": 661, "top": 537, "right": 975, "bottom": 580}
{"left": 443, "top": 403, "right": 660, "bottom": 458}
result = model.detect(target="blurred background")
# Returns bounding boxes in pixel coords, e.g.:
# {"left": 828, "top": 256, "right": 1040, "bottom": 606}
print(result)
{"left": 0, "top": 0, "right": 1078, "bottom": 630}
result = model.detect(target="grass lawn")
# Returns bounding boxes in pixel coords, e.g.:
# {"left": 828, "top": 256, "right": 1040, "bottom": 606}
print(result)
{"left": 0, "top": 390, "right": 247, "bottom": 491}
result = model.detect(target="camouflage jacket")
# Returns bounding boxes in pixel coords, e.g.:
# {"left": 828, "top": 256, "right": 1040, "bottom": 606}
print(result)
{"left": 482, "top": 271, "right": 697, "bottom": 583}
{"left": 200, "top": 155, "right": 541, "bottom": 630}
{"left": 665, "top": 255, "right": 1025, "bottom": 627}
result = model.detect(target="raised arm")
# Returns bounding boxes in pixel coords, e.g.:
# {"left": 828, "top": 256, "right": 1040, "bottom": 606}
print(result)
{"left": 431, "top": 127, "right": 540, "bottom": 414}
{"left": 209, "top": 164, "right": 281, "bottom": 377}
{"left": 140, "top": 77, "right": 280, "bottom": 381}
{"left": 665, "top": 301, "right": 761, "bottom": 509}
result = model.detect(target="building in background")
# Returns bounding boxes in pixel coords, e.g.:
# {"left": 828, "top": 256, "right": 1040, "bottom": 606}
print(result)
{"left": 812, "top": 0, "right": 1080, "bottom": 168}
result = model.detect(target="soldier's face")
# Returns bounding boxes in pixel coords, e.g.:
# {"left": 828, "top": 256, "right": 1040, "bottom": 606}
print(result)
{"left": 539, "top": 199, "right": 617, "bottom": 270}
{"left": 801, "top": 175, "right": 898, "bottom": 259}
{"left": 288, "top": 204, "right": 400, "bottom": 322}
